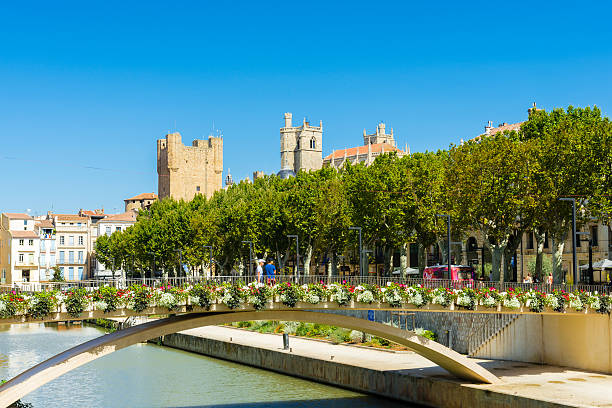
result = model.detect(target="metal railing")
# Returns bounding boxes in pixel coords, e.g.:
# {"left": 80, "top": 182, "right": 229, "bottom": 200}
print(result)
{"left": 2, "top": 275, "right": 611, "bottom": 294}
{"left": 467, "top": 314, "right": 520, "bottom": 356}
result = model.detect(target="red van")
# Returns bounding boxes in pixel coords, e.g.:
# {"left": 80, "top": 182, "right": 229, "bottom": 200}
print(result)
{"left": 423, "top": 264, "right": 475, "bottom": 281}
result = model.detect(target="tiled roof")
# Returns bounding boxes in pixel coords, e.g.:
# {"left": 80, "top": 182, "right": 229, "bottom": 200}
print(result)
{"left": 35, "top": 220, "right": 54, "bottom": 229}
{"left": 487, "top": 122, "right": 523, "bottom": 135}
{"left": 80, "top": 209, "right": 105, "bottom": 217}
{"left": 102, "top": 211, "right": 137, "bottom": 222}
{"left": 324, "top": 143, "right": 405, "bottom": 161}
{"left": 3, "top": 213, "right": 33, "bottom": 220}
{"left": 10, "top": 230, "right": 38, "bottom": 239}
{"left": 125, "top": 193, "right": 158, "bottom": 201}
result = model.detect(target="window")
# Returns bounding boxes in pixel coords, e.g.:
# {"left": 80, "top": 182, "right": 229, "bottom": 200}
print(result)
{"left": 78, "top": 236, "right": 84, "bottom": 245}
{"left": 28, "top": 254, "right": 34, "bottom": 265}
{"left": 19, "top": 253, "right": 24, "bottom": 263}
{"left": 1, "top": 269, "right": 5, "bottom": 280}
{"left": 28, "top": 239, "right": 33, "bottom": 246}
{"left": 526, "top": 232, "right": 534, "bottom": 250}
{"left": 77, "top": 222, "right": 81, "bottom": 226}
{"left": 19, "top": 239, "right": 24, "bottom": 246}
{"left": 41, "top": 240, "right": 46, "bottom": 251}
{"left": 69, "top": 251, "right": 74, "bottom": 263}
{"left": 69, "top": 236, "right": 74, "bottom": 246}
{"left": 544, "top": 233, "right": 549, "bottom": 249}
{"left": 59, "top": 251, "right": 65, "bottom": 263}
{"left": 60, "top": 236, "right": 65, "bottom": 245}
{"left": 60, "top": 266, "right": 65, "bottom": 278}
{"left": 296, "top": 139, "right": 300, "bottom": 149}
{"left": 41, "top": 254, "right": 46, "bottom": 266}
{"left": 51, "top": 240, "right": 56, "bottom": 250}
{"left": 310, "top": 138, "right": 316, "bottom": 149}
{"left": 196, "top": 186, "right": 201, "bottom": 192}
{"left": 78, "top": 267, "right": 84, "bottom": 280}
{"left": 23, "top": 220, "right": 27, "bottom": 226}
{"left": 78, "top": 251, "right": 83, "bottom": 263}
{"left": 105, "top": 227, "right": 111, "bottom": 235}
{"left": 591, "top": 226, "right": 599, "bottom": 246}
{"left": 576, "top": 233, "right": 582, "bottom": 247}
{"left": 50, "top": 254, "right": 56, "bottom": 266}
{"left": 68, "top": 267, "right": 74, "bottom": 280}
{"left": 116, "top": 226, "right": 121, "bottom": 232}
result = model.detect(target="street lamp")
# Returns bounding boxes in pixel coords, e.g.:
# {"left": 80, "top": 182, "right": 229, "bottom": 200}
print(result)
{"left": 147, "top": 252, "right": 156, "bottom": 280}
{"left": 437, "top": 214, "right": 451, "bottom": 280}
{"left": 287, "top": 235, "right": 299, "bottom": 279}
{"left": 559, "top": 198, "right": 577, "bottom": 284}
{"left": 242, "top": 241, "right": 253, "bottom": 276}
{"left": 203, "top": 246, "right": 213, "bottom": 277}
{"left": 349, "top": 227, "right": 363, "bottom": 277}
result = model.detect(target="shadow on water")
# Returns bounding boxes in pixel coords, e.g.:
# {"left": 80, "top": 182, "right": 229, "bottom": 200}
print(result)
{"left": 168, "top": 396, "right": 421, "bottom": 408}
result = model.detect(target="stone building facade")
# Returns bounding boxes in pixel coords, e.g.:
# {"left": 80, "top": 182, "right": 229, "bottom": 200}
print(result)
{"left": 157, "top": 132, "right": 223, "bottom": 201}
{"left": 124, "top": 193, "right": 157, "bottom": 212}
{"left": 279, "top": 113, "right": 323, "bottom": 177}
{"left": 323, "top": 122, "right": 408, "bottom": 168}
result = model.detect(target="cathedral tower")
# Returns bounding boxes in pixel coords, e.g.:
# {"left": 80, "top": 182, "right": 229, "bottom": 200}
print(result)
{"left": 279, "top": 112, "right": 322, "bottom": 176}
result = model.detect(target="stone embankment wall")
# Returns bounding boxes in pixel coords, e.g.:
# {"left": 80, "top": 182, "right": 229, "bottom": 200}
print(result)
{"left": 473, "top": 313, "right": 612, "bottom": 374}
{"left": 318, "top": 309, "right": 508, "bottom": 354}
{"left": 154, "top": 332, "right": 563, "bottom": 408}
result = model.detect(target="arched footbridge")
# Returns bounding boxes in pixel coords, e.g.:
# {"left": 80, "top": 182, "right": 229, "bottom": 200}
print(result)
{"left": 0, "top": 308, "right": 501, "bottom": 406}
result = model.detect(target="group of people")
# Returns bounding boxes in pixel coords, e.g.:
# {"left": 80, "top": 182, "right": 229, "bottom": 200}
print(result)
{"left": 255, "top": 258, "right": 277, "bottom": 284}
{"left": 522, "top": 273, "right": 554, "bottom": 284}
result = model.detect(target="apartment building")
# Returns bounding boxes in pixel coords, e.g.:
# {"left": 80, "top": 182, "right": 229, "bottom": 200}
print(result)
{"left": 0, "top": 213, "right": 40, "bottom": 284}
{"left": 91, "top": 211, "right": 137, "bottom": 279}
{"left": 53, "top": 214, "right": 89, "bottom": 281}
{"left": 35, "top": 219, "right": 56, "bottom": 281}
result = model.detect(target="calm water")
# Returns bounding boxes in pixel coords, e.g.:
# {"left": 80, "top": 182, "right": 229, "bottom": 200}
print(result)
{"left": 0, "top": 323, "right": 412, "bottom": 408}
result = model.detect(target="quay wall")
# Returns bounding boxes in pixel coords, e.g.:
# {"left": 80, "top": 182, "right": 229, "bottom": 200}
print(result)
{"left": 154, "top": 331, "right": 566, "bottom": 408}
{"left": 473, "top": 313, "right": 612, "bottom": 374}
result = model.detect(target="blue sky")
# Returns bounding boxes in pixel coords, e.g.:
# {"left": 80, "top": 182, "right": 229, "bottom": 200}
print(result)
{"left": 1, "top": 1, "right": 612, "bottom": 215}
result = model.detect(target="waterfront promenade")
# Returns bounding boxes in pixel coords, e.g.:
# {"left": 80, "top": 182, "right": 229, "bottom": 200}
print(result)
{"left": 165, "top": 325, "right": 612, "bottom": 408}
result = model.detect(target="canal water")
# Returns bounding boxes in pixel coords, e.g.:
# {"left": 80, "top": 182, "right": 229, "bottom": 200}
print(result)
{"left": 0, "top": 323, "right": 413, "bottom": 407}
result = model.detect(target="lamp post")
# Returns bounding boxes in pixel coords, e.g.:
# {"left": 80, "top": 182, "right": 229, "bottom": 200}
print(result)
{"left": 349, "top": 227, "right": 363, "bottom": 277}
{"left": 203, "top": 246, "right": 213, "bottom": 277}
{"left": 242, "top": 241, "right": 253, "bottom": 276}
{"left": 437, "top": 214, "right": 451, "bottom": 280}
{"left": 559, "top": 198, "right": 577, "bottom": 284}
{"left": 147, "top": 252, "right": 156, "bottom": 280}
{"left": 287, "top": 235, "right": 299, "bottom": 279}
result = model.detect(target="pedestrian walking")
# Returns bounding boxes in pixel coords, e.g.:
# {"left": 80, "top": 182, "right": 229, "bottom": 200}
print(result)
{"left": 264, "top": 259, "right": 276, "bottom": 285}
{"left": 256, "top": 259, "right": 265, "bottom": 284}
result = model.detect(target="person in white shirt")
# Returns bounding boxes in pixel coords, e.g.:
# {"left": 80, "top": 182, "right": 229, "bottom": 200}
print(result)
{"left": 256, "top": 259, "right": 265, "bottom": 283}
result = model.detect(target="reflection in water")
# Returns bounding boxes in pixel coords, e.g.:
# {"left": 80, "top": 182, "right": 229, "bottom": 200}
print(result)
{"left": 0, "top": 323, "right": 414, "bottom": 408}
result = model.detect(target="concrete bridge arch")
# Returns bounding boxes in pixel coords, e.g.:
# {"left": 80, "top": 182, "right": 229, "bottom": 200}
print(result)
{"left": 0, "top": 310, "right": 500, "bottom": 406}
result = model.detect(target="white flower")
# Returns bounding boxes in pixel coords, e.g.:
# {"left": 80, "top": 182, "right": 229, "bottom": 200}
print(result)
{"left": 588, "top": 296, "right": 601, "bottom": 310}
{"left": 545, "top": 294, "right": 559, "bottom": 309}
{"left": 356, "top": 290, "right": 374, "bottom": 304}
{"left": 158, "top": 292, "right": 178, "bottom": 309}
{"left": 456, "top": 295, "right": 472, "bottom": 307}
{"left": 407, "top": 292, "right": 424, "bottom": 306}
{"left": 304, "top": 292, "right": 320, "bottom": 304}
{"left": 386, "top": 282, "right": 392, "bottom": 287}
{"left": 247, "top": 295, "right": 264, "bottom": 307}
{"left": 432, "top": 295, "right": 446, "bottom": 305}
{"left": 483, "top": 296, "right": 497, "bottom": 308}
{"left": 221, "top": 292, "right": 235, "bottom": 306}
{"left": 189, "top": 295, "right": 200, "bottom": 305}
{"left": 93, "top": 300, "right": 108, "bottom": 311}
{"left": 0, "top": 300, "right": 6, "bottom": 314}
{"left": 569, "top": 295, "right": 583, "bottom": 311}
{"left": 301, "top": 284, "right": 309, "bottom": 290}
{"left": 502, "top": 297, "right": 521, "bottom": 309}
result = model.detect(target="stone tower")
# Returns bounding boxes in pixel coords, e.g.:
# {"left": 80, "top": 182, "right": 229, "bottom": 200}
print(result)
{"left": 363, "top": 122, "right": 395, "bottom": 147}
{"left": 157, "top": 132, "right": 223, "bottom": 201}
{"left": 279, "top": 112, "right": 323, "bottom": 174}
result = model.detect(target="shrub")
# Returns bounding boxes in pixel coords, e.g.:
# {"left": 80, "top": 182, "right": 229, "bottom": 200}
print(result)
{"left": 65, "top": 288, "right": 88, "bottom": 318}
{"left": 29, "top": 291, "right": 56, "bottom": 319}
{"left": 414, "top": 327, "right": 437, "bottom": 341}
{"left": 329, "top": 327, "right": 351, "bottom": 344}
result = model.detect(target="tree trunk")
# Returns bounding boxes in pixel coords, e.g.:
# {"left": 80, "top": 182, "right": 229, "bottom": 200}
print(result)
{"left": 418, "top": 243, "right": 427, "bottom": 273}
{"left": 400, "top": 243, "right": 408, "bottom": 278}
{"left": 489, "top": 244, "right": 506, "bottom": 282}
{"left": 534, "top": 229, "right": 546, "bottom": 282}
{"left": 383, "top": 246, "right": 393, "bottom": 277}
{"left": 303, "top": 244, "right": 313, "bottom": 276}
{"left": 552, "top": 238, "right": 566, "bottom": 284}
{"left": 438, "top": 239, "right": 448, "bottom": 264}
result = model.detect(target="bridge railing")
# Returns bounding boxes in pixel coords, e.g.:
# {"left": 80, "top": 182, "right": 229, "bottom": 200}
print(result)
{"left": 2, "top": 275, "right": 610, "bottom": 294}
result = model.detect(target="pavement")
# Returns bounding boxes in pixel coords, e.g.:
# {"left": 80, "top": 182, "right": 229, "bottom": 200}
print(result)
{"left": 175, "top": 325, "right": 612, "bottom": 408}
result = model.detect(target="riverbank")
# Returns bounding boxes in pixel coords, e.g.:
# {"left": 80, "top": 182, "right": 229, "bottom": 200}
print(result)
{"left": 150, "top": 325, "right": 612, "bottom": 408}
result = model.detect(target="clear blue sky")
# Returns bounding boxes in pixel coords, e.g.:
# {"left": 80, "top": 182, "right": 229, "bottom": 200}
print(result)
{"left": 1, "top": 1, "right": 611, "bottom": 215}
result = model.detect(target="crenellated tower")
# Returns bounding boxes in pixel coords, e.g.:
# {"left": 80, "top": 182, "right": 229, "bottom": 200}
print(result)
{"left": 279, "top": 112, "right": 322, "bottom": 175}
